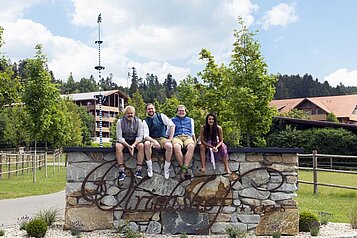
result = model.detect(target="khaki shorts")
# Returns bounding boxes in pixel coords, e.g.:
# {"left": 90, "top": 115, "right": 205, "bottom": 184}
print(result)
{"left": 150, "top": 137, "right": 170, "bottom": 148}
{"left": 172, "top": 135, "right": 196, "bottom": 148}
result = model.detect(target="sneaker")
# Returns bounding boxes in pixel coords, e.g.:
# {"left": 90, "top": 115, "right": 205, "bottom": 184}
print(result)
{"left": 134, "top": 170, "right": 143, "bottom": 179}
{"left": 184, "top": 172, "right": 191, "bottom": 179}
{"left": 117, "top": 171, "right": 126, "bottom": 181}
{"left": 147, "top": 160, "right": 153, "bottom": 178}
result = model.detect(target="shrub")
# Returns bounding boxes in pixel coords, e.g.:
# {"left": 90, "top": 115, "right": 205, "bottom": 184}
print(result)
{"left": 349, "top": 203, "right": 357, "bottom": 229}
{"left": 225, "top": 226, "right": 246, "bottom": 238}
{"left": 70, "top": 221, "right": 83, "bottom": 237}
{"left": 267, "top": 127, "right": 357, "bottom": 154}
{"left": 0, "top": 229, "right": 5, "bottom": 236}
{"left": 318, "top": 211, "right": 331, "bottom": 225}
{"left": 299, "top": 211, "right": 319, "bottom": 232}
{"left": 310, "top": 221, "right": 320, "bottom": 236}
{"left": 25, "top": 218, "right": 48, "bottom": 238}
{"left": 17, "top": 215, "right": 31, "bottom": 230}
{"left": 179, "top": 233, "right": 188, "bottom": 238}
{"left": 35, "top": 208, "right": 60, "bottom": 226}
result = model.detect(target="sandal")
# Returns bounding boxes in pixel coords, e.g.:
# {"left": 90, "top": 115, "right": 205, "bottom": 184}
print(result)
{"left": 199, "top": 168, "right": 206, "bottom": 174}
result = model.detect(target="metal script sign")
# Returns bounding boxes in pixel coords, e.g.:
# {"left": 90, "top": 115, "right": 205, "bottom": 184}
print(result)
{"left": 80, "top": 160, "right": 285, "bottom": 234}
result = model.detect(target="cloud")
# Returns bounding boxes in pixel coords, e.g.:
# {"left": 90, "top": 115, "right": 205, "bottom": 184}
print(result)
{"left": 0, "top": 0, "right": 43, "bottom": 22}
{"left": 261, "top": 3, "right": 298, "bottom": 30}
{"left": 324, "top": 68, "right": 357, "bottom": 87}
{"left": 217, "top": 0, "right": 258, "bottom": 27}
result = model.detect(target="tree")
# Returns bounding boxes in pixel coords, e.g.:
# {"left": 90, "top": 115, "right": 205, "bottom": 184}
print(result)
{"left": 3, "top": 106, "right": 31, "bottom": 148}
{"left": 199, "top": 18, "right": 277, "bottom": 146}
{"left": 0, "top": 26, "right": 4, "bottom": 48}
{"left": 326, "top": 112, "right": 339, "bottom": 123}
{"left": 128, "top": 90, "right": 146, "bottom": 119}
{"left": 227, "top": 19, "right": 277, "bottom": 146}
{"left": 22, "top": 44, "right": 63, "bottom": 148}
{"left": 129, "top": 67, "right": 139, "bottom": 97}
{"left": 281, "top": 109, "right": 310, "bottom": 119}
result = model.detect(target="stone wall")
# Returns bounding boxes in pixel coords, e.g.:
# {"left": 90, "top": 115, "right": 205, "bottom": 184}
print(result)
{"left": 63, "top": 147, "right": 302, "bottom": 235}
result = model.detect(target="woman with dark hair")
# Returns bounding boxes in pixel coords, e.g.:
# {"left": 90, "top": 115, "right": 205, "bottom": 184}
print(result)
{"left": 199, "top": 113, "right": 230, "bottom": 174}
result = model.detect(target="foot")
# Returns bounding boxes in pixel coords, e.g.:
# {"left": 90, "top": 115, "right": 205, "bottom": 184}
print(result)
{"left": 225, "top": 167, "right": 231, "bottom": 174}
{"left": 117, "top": 171, "right": 126, "bottom": 181}
{"left": 147, "top": 165, "right": 153, "bottom": 178}
{"left": 199, "top": 168, "right": 206, "bottom": 174}
{"left": 134, "top": 170, "right": 142, "bottom": 179}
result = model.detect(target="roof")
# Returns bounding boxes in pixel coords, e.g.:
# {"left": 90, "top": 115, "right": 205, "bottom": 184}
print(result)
{"left": 61, "top": 89, "right": 128, "bottom": 101}
{"left": 274, "top": 116, "right": 357, "bottom": 133}
{"left": 270, "top": 94, "right": 357, "bottom": 118}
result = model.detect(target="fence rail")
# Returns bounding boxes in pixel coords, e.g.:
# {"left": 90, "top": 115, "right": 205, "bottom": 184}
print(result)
{"left": 0, "top": 149, "right": 62, "bottom": 182}
{"left": 298, "top": 150, "right": 357, "bottom": 193}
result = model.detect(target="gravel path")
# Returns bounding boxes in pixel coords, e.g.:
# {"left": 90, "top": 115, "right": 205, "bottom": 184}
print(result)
{"left": 1, "top": 222, "right": 357, "bottom": 238}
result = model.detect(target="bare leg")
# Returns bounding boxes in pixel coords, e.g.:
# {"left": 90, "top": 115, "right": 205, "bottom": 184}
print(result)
{"left": 199, "top": 144, "right": 206, "bottom": 172}
{"left": 173, "top": 143, "right": 183, "bottom": 166}
{"left": 222, "top": 155, "right": 231, "bottom": 174}
{"left": 164, "top": 141, "right": 173, "bottom": 162}
{"left": 115, "top": 143, "right": 125, "bottom": 168}
{"left": 136, "top": 143, "right": 145, "bottom": 166}
{"left": 144, "top": 141, "right": 152, "bottom": 161}
{"left": 184, "top": 143, "right": 195, "bottom": 167}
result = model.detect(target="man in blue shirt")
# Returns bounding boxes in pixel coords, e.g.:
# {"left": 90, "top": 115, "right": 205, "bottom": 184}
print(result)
{"left": 171, "top": 105, "right": 196, "bottom": 179}
{"left": 143, "top": 103, "right": 175, "bottom": 179}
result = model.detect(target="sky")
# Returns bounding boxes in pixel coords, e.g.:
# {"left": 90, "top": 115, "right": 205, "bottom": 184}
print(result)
{"left": 1, "top": 0, "right": 357, "bottom": 88}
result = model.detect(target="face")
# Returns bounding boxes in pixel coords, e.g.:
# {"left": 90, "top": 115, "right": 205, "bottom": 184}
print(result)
{"left": 125, "top": 109, "right": 135, "bottom": 121}
{"left": 146, "top": 105, "right": 156, "bottom": 117}
{"left": 177, "top": 106, "right": 186, "bottom": 118}
{"left": 207, "top": 115, "right": 215, "bottom": 126}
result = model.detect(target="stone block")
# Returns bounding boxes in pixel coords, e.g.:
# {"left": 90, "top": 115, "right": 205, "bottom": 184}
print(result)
{"left": 208, "top": 213, "right": 231, "bottom": 222}
{"left": 66, "top": 182, "right": 97, "bottom": 197}
{"left": 265, "top": 155, "right": 282, "bottom": 163}
{"left": 255, "top": 208, "right": 299, "bottom": 235}
{"left": 270, "top": 192, "right": 297, "bottom": 201}
{"left": 123, "top": 212, "right": 154, "bottom": 221}
{"left": 162, "top": 210, "right": 209, "bottom": 235}
{"left": 236, "top": 214, "right": 260, "bottom": 223}
{"left": 246, "top": 154, "right": 264, "bottom": 162}
{"left": 282, "top": 154, "right": 298, "bottom": 163}
{"left": 147, "top": 221, "right": 162, "bottom": 234}
{"left": 210, "top": 222, "right": 247, "bottom": 234}
{"left": 229, "top": 153, "right": 245, "bottom": 162}
{"left": 64, "top": 206, "right": 113, "bottom": 231}
{"left": 238, "top": 187, "right": 270, "bottom": 200}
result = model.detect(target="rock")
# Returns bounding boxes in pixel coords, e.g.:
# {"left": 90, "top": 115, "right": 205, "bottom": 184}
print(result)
{"left": 146, "top": 221, "right": 162, "bottom": 234}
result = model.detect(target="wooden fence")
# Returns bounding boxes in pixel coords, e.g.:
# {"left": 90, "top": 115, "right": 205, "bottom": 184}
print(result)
{"left": 0, "top": 149, "right": 62, "bottom": 182}
{"left": 298, "top": 150, "right": 357, "bottom": 194}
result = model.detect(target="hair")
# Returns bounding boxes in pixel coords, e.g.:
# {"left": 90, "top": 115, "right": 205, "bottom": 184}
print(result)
{"left": 176, "top": 104, "right": 186, "bottom": 112}
{"left": 204, "top": 112, "right": 218, "bottom": 145}
{"left": 145, "top": 103, "right": 155, "bottom": 110}
{"left": 123, "top": 105, "right": 135, "bottom": 114}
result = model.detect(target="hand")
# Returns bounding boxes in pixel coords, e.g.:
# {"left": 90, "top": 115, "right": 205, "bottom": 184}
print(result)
{"left": 128, "top": 145, "right": 135, "bottom": 156}
{"left": 153, "top": 141, "right": 161, "bottom": 149}
{"left": 212, "top": 147, "right": 218, "bottom": 153}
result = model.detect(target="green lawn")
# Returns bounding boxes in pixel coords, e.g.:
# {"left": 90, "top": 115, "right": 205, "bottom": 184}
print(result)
{"left": 0, "top": 165, "right": 66, "bottom": 200}
{"left": 296, "top": 170, "right": 357, "bottom": 223}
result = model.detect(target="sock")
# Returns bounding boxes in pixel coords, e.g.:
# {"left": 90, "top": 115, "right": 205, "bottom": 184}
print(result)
{"left": 136, "top": 165, "right": 142, "bottom": 171}
{"left": 147, "top": 159, "right": 153, "bottom": 168}
{"left": 164, "top": 160, "right": 171, "bottom": 169}
{"left": 119, "top": 167, "right": 125, "bottom": 172}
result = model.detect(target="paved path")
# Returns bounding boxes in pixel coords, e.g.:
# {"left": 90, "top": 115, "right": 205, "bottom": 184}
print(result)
{"left": 0, "top": 190, "right": 65, "bottom": 227}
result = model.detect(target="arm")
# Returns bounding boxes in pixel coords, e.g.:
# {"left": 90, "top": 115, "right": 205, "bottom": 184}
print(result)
{"left": 116, "top": 119, "right": 126, "bottom": 144}
{"left": 161, "top": 114, "right": 175, "bottom": 140}
{"left": 214, "top": 126, "right": 224, "bottom": 151}
{"left": 200, "top": 125, "right": 213, "bottom": 148}
{"left": 132, "top": 119, "right": 143, "bottom": 147}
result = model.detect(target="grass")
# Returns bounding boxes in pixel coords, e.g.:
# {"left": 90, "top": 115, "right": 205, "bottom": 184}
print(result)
{"left": 296, "top": 170, "right": 357, "bottom": 223}
{"left": 0, "top": 165, "right": 66, "bottom": 200}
